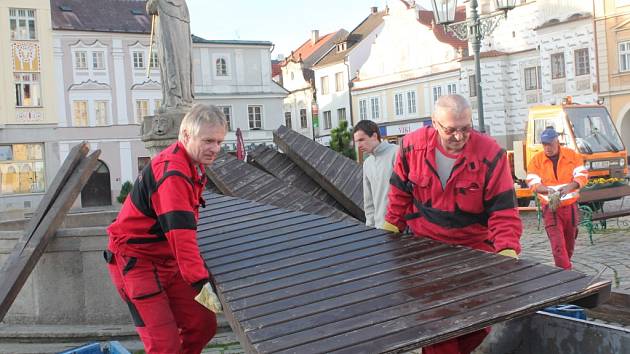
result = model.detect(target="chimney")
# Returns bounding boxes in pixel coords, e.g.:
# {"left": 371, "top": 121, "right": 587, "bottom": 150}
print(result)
{"left": 371, "top": 6, "right": 378, "bottom": 14}
{"left": 311, "top": 30, "right": 319, "bottom": 45}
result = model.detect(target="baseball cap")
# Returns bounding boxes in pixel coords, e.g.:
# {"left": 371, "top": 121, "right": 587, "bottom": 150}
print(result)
{"left": 540, "top": 127, "right": 558, "bottom": 144}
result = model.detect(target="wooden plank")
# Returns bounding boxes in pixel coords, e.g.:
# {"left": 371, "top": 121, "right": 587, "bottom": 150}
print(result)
{"left": 273, "top": 125, "right": 365, "bottom": 221}
{"left": 0, "top": 149, "right": 101, "bottom": 321}
{"left": 248, "top": 145, "right": 345, "bottom": 211}
{"left": 579, "top": 184, "right": 630, "bottom": 203}
{"left": 16, "top": 142, "right": 88, "bottom": 252}
{"left": 198, "top": 193, "right": 611, "bottom": 354}
{"left": 206, "top": 151, "right": 355, "bottom": 222}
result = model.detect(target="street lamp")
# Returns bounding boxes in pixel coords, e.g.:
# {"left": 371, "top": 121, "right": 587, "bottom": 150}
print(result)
{"left": 430, "top": 0, "right": 516, "bottom": 134}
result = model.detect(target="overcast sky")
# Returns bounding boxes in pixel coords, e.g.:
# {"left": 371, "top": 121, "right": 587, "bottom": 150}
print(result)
{"left": 187, "top": 0, "right": 433, "bottom": 59}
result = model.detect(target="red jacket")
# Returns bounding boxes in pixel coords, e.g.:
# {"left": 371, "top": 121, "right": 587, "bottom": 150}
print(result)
{"left": 107, "top": 141, "right": 210, "bottom": 287}
{"left": 385, "top": 127, "right": 522, "bottom": 253}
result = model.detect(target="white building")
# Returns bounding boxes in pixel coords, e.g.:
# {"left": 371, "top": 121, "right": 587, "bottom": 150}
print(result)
{"left": 350, "top": 0, "right": 467, "bottom": 143}
{"left": 312, "top": 7, "right": 385, "bottom": 145}
{"left": 281, "top": 29, "right": 348, "bottom": 140}
{"left": 46, "top": 0, "right": 285, "bottom": 210}
{"left": 459, "top": 0, "right": 596, "bottom": 146}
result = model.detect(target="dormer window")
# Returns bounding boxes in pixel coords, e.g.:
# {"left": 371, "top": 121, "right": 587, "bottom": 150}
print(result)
{"left": 337, "top": 42, "right": 347, "bottom": 52}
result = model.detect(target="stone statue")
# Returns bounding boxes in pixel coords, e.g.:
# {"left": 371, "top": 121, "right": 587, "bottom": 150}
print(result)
{"left": 146, "top": 0, "right": 194, "bottom": 113}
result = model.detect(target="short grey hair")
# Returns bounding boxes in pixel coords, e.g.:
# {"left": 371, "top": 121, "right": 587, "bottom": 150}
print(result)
{"left": 433, "top": 94, "right": 472, "bottom": 120}
{"left": 178, "top": 104, "right": 227, "bottom": 142}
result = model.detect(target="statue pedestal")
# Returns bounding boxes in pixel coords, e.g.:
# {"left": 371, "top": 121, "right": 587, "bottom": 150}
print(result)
{"left": 141, "top": 110, "right": 187, "bottom": 156}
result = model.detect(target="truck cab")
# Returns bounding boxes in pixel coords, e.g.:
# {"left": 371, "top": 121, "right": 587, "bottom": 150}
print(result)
{"left": 512, "top": 97, "right": 628, "bottom": 205}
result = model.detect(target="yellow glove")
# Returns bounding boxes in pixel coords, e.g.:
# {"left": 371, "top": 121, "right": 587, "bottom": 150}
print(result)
{"left": 498, "top": 249, "right": 518, "bottom": 259}
{"left": 194, "top": 283, "right": 223, "bottom": 314}
{"left": 382, "top": 221, "right": 400, "bottom": 234}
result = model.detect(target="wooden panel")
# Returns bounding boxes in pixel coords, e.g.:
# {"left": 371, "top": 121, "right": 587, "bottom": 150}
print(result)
{"left": 579, "top": 184, "right": 630, "bottom": 203}
{"left": 206, "top": 151, "right": 354, "bottom": 222}
{"left": 198, "top": 193, "right": 611, "bottom": 354}
{"left": 0, "top": 149, "right": 101, "bottom": 320}
{"left": 273, "top": 125, "right": 365, "bottom": 221}
{"left": 248, "top": 145, "right": 346, "bottom": 212}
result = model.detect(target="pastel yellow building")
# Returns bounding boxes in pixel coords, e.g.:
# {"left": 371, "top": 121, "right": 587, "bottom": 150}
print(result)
{"left": 595, "top": 0, "right": 630, "bottom": 150}
{"left": 0, "top": 0, "right": 58, "bottom": 215}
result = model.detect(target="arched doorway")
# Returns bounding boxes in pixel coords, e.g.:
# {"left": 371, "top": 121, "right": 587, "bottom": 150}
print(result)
{"left": 81, "top": 160, "right": 112, "bottom": 207}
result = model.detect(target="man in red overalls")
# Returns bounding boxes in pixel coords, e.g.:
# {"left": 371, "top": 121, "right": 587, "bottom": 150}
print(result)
{"left": 384, "top": 94, "right": 522, "bottom": 354}
{"left": 105, "top": 104, "right": 226, "bottom": 353}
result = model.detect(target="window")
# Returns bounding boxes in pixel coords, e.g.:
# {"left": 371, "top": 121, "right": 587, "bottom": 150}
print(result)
{"left": 370, "top": 97, "right": 380, "bottom": 120}
{"left": 72, "top": 101, "right": 88, "bottom": 126}
{"left": 469, "top": 75, "right": 477, "bottom": 97}
{"left": 335, "top": 72, "right": 344, "bottom": 92}
{"left": 407, "top": 91, "right": 417, "bottom": 114}
{"left": 323, "top": 111, "right": 332, "bottom": 129}
{"left": 575, "top": 48, "right": 590, "bottom": 76}
{"left": 321, "top": 76, "right": 329, "bottom": 95}
{"left": 218, "top": 106, "right": 232, "bottom": 131}
{"left": 14, "top": 73, "right": 41, "bottom": 107}
{"left": 135, "top": 100, "right": 148, "bottom": 124}
{"left": 248, "top": 105, "right": 262, "bottom": 129}
{"left": 216, "top": 57, "right": 227, "bottom": 76}
{"left": 0, "top": 143, "right": 45, "bottom": 195}
{"left": 300, "top": 109, "right": 308, "bottom": 128}
{"left": 619, "top": 41, "right": 630, "bottom": 72}
{"left": 337, "top": 108, "right": 346, "bottom": 122}
{"left": 150, "top": 51, "right": 159, "bottom": 69}
{"left": 551, "top": 53, "right": 565, "bottom": 79}
{"left": 92, "top": 51, "right": 105, "bottom": 70}
{"left": 154, "top": 99, "right": 162, "bottom": 114}
{"left": 132, "top": 51, "right": 145, "bottom": 69}
{"left": 9, "top": 8, "right": 36, "bottom": 40}
{"left": 95, "top": 101, "right": 108, "bottom": 126}
{"left": 359, "top": 99, "right": 368, "bottom": 120}
{"left": 447, "top": 83, "right": 457, "bottom": 94}
{"left": 432, "top": 86, "right": 442, "bottom": 103}
{"left": 321, "top": 76, "right": 330, "bottom": 95}
{"left": 524, "top": 66, "right": 541, "bottom": 90}
{"left": 284, "top": 112, "right": 292, "bottom": 129}
{"left": 394, "top": 93, "right": 404, "bottom": 116}
{"left": 74, "top": 51, "right": 87, "bottom": 69}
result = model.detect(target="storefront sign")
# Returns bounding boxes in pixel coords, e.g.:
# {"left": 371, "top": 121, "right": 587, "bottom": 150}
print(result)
{"left": 16, "top": 111, "right": 43, "bottom": 122}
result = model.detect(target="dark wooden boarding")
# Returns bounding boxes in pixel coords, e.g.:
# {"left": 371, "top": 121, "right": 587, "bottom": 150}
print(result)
{"left": 579, "top": 184, "right": 630, "bottom": 204}
{"left": 273, "top": 125, "right": 365, "bottom": 221}
{"left": 206, "top": 151, "right": 354, "bottom": 222}
{"left": 0, "top": 144, "right": 101, "bottom": 320}
{"left": 248, "top": 145, "right": 347, "bottom": 212}
{"left": 198, "top": 193, "right": 611, "bottom": 354}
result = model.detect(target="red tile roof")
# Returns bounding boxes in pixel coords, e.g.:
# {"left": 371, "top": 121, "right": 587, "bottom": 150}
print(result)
{"left": 271, "top": 60, "right": 282, "bottom": 77}
{"left": 282, "top": 31, "right": 339, "bottom": 66}
{"left": 460, "top": 49, "right": 508, "bottom": 61}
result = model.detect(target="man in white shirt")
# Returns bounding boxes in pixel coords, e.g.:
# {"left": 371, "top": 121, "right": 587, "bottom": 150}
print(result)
{"left": 353, "top": 120, "right": 398, "bottom": 228}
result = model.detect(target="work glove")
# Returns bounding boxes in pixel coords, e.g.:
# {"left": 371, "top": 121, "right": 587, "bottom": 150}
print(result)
{"left": 498, "top": 248, "right": 518, "bottom": 259}
{"left": 194, "top": 282, "right": 223, "bottom": 314}
{"left": 382, "top": 221, "right": 400, "bottom": 234}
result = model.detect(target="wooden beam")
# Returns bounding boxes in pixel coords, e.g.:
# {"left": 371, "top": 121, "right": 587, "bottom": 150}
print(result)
{"left": 273, "top": 126, "right": 365, "bottom": 221}
{"left": 206, "top": 151, "right": 355, "bottom": 222}
{"left": 0, "top": 149, "right": 101, "bottom": 321}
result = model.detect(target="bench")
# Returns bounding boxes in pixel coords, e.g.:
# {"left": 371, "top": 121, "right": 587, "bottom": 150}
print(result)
{"left": 579, "top": 205, "right": 630, "bottom": 245}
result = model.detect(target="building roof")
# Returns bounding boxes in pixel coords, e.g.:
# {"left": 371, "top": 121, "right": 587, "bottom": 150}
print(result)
{"left": 416, "top": 6, "right": 468, "bottom": 50}
{"left": 271, "top": 60, "right": 283, "bottom": 78}
{"left": 282, "top": 30, "right": 345, "bottom": 68}
{"left": 534, "top": 12, "right": 592, "bottom": 31}
{"left": 191, "top": 35, "right": 272, "bottom": 47}
{"left": 51, "top": 0, "right": 151, "bottom": 33}
{"left": 314, "top": 10, "right": 386, "bottom": 68}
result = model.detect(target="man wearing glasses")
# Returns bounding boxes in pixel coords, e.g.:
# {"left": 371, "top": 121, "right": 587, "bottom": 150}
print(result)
{"left": 383, "top": 94, "right": 522, "bottom": 354}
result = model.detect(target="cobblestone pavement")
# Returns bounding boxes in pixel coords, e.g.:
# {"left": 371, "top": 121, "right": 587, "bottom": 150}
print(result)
{"left": 519, "top": 201, "right": 630, "bottom": 294}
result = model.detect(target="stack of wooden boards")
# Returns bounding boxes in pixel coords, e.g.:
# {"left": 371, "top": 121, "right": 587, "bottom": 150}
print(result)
{"left": 0, "top": 142, "right": 100, "bottom": 321}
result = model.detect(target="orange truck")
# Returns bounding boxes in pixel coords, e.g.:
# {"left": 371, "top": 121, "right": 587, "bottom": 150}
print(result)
{"left": 509, "top": 97, "right": 628, "bottom": 207}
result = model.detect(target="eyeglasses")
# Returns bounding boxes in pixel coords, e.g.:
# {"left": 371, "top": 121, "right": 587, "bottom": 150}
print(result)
{"left": 434, "top": 120, "right": 472, "bottom": 135}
